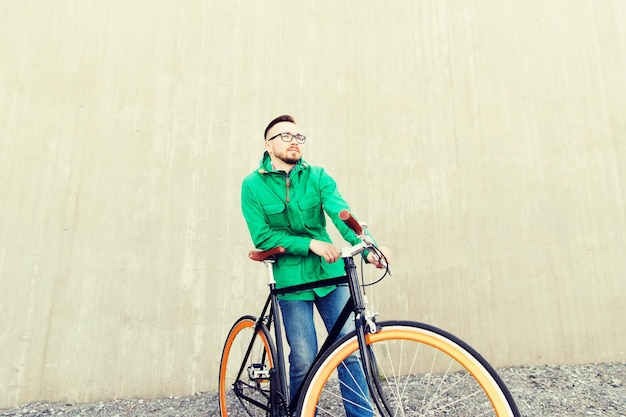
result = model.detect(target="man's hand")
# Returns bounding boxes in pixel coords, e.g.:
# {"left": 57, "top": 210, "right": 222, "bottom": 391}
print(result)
{"left": 309, "top": 239, "right": 341, "bottom": 263}
{"left": 367, "top": 246, "right": 392, "bottom": 269}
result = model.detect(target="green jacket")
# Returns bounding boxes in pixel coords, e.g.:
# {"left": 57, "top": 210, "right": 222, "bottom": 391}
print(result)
{"left": 241, "top": 152, "right": 363, "bottom": 300}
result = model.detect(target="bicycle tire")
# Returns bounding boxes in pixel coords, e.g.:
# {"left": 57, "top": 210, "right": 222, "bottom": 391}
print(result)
{"left": 298, "top": 320, "right": 520, "bottom": 416}
{"left": 219, "top": 315, "right": 278, "bottom": 417}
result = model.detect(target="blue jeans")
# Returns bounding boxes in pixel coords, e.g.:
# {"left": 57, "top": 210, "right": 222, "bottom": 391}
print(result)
{"left": 278, "top": 285, "right": 373, "bottom": 417}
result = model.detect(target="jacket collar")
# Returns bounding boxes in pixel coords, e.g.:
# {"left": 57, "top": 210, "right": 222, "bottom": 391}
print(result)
{"left": 257, "top": 151, "right": 308, "bottom": 174}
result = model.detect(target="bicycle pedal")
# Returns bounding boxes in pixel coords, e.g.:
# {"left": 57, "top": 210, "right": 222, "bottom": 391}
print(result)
{"left": 247, "top": 363, "right": 271, "bottom": 382}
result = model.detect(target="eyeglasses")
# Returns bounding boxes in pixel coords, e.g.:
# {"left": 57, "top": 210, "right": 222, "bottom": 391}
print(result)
{"left": 267, "top": 132, "right": 306, "bottom": 144}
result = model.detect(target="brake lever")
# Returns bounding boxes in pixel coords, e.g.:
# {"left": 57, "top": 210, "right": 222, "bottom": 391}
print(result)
{"left": 371, "top": 252, "right": 392, "bottom": 276}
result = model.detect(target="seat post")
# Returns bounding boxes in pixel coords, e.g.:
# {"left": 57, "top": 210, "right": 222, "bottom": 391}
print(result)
{"left": 262, "top": 258, "right": 290, "bottom": 411}
{"left": 263, "top": 259, "right": 277, "bottom": 287}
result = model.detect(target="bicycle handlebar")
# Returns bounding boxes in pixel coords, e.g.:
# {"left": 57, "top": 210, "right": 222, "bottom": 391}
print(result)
{"left": 248, "top": 210, "right": 374, "bottom": 262}
{"left": 339, "top": 210, "right": 363, "bottom": 235}
{"left": 340, "top": 210, "right": 391, "bottom": 275}
{"left": 249, "top": 210, "right": 390, "bottom": 277}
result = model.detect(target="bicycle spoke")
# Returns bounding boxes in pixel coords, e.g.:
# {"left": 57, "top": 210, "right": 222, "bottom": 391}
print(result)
{"left": 219, "top": 317, "right": 278, "bottom": 417}
{"left": 298, "top": 322, "right": 519, "bottom": 416}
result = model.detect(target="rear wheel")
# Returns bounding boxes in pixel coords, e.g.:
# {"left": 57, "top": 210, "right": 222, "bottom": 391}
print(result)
{"left": 298, "top": 320, "right": 520, "bottom": 416}
{"left": 219, "top": 315, "right": 277, "bottom": 417}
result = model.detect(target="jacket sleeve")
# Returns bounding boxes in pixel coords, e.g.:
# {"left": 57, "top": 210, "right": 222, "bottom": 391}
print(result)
{"left": 317, "top": 168, "right": 378, "bottom": 260}
{"left": 317, "top": 169, "right": 364, "bottom": 246}
{"left": 241, "top": 179, "right": 312, "bottom": 256}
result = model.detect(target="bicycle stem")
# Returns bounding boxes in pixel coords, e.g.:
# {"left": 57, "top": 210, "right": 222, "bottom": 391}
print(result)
{"left": 340, "top": 238, "right": 373, "bottom": 259}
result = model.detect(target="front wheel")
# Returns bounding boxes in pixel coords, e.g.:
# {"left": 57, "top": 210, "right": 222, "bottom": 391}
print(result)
{"left": 298, "top": 320, "right": 520, "bottom": 416}
{"left": 218, "top": 315, "right": 277, "bottom": 417}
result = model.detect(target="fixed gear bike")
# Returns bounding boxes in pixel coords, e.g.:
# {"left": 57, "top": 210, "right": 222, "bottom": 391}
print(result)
{"left": 219, "top": 210, "right": 520, "bottom": 416}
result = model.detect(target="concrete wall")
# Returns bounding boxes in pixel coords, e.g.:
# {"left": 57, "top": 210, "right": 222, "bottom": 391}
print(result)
{"left": 1, "top": 0, "right": 624, "bottom": 408}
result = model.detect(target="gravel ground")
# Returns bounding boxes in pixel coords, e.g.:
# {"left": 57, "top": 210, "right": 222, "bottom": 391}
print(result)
{"left": 1, "top": 362, "right": 624, "bottom": 416}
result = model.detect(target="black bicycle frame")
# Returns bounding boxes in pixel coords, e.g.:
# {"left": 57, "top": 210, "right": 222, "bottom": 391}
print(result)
{"left": 237, "top": 256, "right": 392, "bottom": 417}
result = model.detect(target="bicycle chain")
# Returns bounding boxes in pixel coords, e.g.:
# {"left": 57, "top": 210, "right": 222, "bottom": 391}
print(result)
{"left": 277, "top": 391, "right": 290, "bottom": 417}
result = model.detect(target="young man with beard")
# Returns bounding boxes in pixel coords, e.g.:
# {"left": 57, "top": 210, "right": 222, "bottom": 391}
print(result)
{"left": 241, "top": 114, "right": 391, "bottom": 416}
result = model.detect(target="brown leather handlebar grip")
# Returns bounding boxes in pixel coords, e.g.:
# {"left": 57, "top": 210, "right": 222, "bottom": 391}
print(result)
{"left": 339, "top": 210, "right": 363, "bottom": 235}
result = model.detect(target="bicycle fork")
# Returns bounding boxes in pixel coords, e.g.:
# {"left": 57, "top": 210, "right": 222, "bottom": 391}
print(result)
{"left": 345, "top": 257, "right": 395, "bottom": 417}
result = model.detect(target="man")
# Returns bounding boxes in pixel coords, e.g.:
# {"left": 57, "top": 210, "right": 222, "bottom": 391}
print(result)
{"left": 241, "top": 115, "right": 390, "bottom": 416}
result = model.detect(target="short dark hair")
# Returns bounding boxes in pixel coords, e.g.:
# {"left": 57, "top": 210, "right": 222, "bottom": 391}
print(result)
{"left": 264, "top": 115, "right": 295, "bottom": 140}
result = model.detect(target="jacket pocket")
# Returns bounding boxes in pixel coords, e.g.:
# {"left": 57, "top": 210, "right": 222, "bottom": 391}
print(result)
{"left": 263, "top": 203, "right": 290, "bottom": 228}
{"left": 277, "top": 254, "right": 301, "bottom": 267}
{"left": 276, "top": 255, "right": 302, "bottom": 287}
{"left": 298, "top": 196, "right": 323, "bottom": 228}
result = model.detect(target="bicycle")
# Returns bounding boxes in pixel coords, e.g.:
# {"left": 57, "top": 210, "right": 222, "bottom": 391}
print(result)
{"left": 219, "top": 210, "right": 520, "bottom": 416}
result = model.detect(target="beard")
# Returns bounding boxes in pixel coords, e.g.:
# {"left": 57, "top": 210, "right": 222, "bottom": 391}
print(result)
{"left": 276, "top": 149, "right": 301, "bottom": 165}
